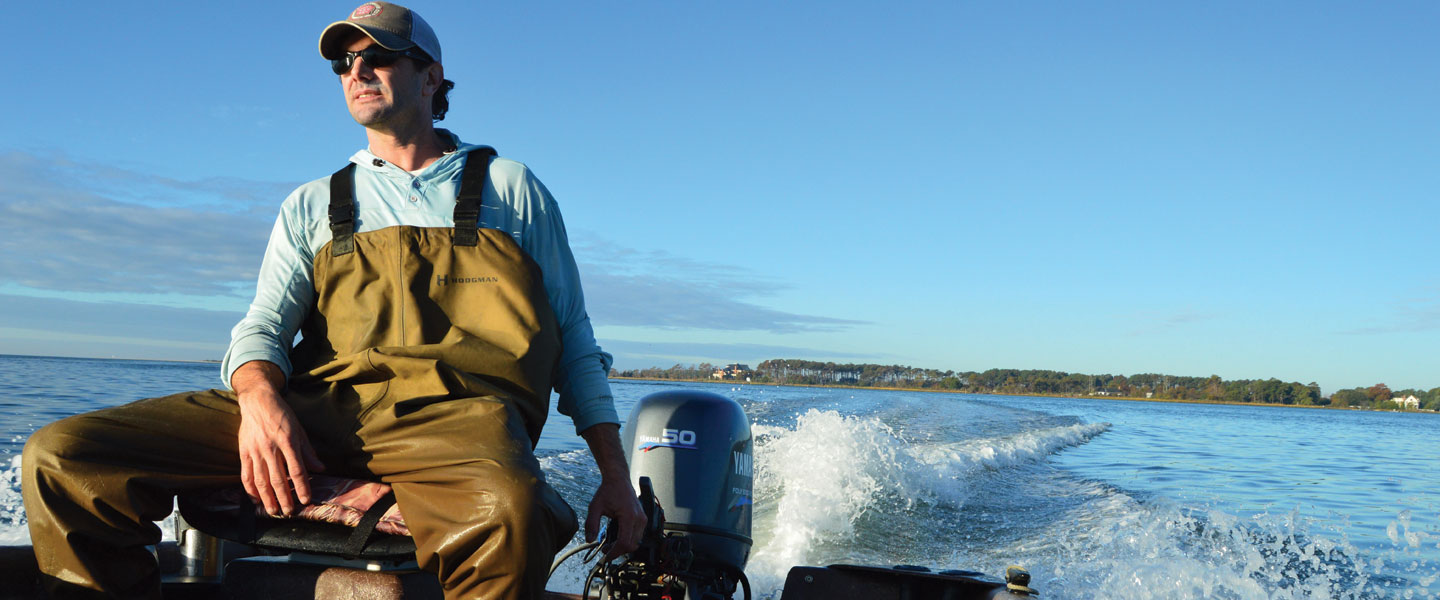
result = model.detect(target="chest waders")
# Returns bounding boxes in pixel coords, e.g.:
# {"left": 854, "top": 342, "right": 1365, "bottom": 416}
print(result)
{"left": 22, "top": 149, "right": 580, "bottom": 600}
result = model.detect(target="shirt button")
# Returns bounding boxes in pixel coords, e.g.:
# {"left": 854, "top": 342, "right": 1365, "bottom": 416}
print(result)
{"left": 411, "top": 180, "right": 421, "bottom": 189}
{"left": 409, "top": 196, "right": 419, "bottom": 203}
{"left": 372, "top": 159, "right": 385, "bottom": 167}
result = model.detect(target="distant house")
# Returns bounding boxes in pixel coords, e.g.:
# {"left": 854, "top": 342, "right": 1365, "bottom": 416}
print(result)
{"left": 1396, "top": 395, "right": 1421, "bottom": 410}
{"left": 712, "top": 363, "right": 753, "bottom": 380}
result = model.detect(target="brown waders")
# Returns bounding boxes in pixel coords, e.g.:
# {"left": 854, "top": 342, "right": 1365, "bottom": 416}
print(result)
{"left": 22, "top": 149, "right": 579, "bottom": 599}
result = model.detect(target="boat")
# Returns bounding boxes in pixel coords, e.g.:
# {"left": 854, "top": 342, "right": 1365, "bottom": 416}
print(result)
{"left": 0, "top": 391, "right": 1037, "bottom": 600}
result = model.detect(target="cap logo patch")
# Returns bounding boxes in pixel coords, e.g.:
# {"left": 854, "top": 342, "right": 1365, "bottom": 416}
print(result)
{"left": 350, "top": 2, "right": 383, "bottom": 20}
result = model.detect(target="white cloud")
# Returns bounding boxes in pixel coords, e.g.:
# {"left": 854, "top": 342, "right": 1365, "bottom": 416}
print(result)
{"left": 1339, "top": 285, "right": 1440, "bottom": 335}
{"left": 575, "top": 235, "right": 866, "bottom": 334}
{"left": 0, "top": 151, "right": 287, "bottom": 297}
{"left": 1121, "top": 307, "right": 1219, "bottom": 336}
{"left": 0, "top": 149, "right": 865, "bottom": 362}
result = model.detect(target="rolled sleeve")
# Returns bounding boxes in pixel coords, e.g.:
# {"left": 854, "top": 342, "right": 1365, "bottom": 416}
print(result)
{"left": 557, "top": 318, "right": 619, "bottom": 432}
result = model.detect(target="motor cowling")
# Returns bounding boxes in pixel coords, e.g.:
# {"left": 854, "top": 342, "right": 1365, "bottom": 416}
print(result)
{"left": 623, "top": 390, "right": 753, "bottom": 575}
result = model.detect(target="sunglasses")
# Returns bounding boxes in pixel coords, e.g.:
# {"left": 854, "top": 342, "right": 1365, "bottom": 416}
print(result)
{"left": 331, "top": 46, "right": 431, "bottom": 75}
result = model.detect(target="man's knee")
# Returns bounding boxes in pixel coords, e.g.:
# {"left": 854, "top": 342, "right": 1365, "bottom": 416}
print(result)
{"left": 21, "top": 415, "right": 112, "bottom": 514}
{"left": 22, "top": 415, "right": 94, "bottom": 471}
{"left": 487, "top": 471, "right": 577, "bottom": 551}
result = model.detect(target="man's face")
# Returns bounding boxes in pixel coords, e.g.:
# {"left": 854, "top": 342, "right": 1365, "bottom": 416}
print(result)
{"left": 338, "top": 33, "right": 432, "bottom": 130}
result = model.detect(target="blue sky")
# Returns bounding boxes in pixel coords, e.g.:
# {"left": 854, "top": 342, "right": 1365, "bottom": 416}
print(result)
{"left": 2, "top": 1, "right": 1436, "bottom": 395}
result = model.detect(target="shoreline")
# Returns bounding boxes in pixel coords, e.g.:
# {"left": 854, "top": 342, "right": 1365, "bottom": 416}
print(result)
{"left": 0, "top": 356, "right": 1423, "bottom": 413}
{"left": 609, "top": 376, "right": 1434, "bottom": 413}
{"left": 0, "top": 353, "right": 221, "bottom": 365}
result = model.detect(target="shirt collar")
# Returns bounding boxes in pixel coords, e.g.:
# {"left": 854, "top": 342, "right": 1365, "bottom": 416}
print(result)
{"left": 349, "top": 129, "right": 489, "bottom": 183}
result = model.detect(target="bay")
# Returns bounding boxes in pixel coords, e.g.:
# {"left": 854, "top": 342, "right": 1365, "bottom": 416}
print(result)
{"left": 1, "top": 354, "right": 1436, "bottom": 598}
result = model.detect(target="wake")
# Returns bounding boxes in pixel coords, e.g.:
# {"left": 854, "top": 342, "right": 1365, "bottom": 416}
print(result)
{"left": 745, "top": 409, "right": 1110, "bottom": 593}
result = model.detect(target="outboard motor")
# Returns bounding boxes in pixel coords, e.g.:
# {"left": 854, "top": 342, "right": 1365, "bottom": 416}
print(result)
{"left": 579, "top": 390, "right": 753, "bottom": 600}
{"left": 625, "top": 390, "right": 753, "bottom": 573}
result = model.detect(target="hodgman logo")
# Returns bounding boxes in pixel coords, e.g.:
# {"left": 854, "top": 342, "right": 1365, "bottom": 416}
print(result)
{"left": 436, "top": 275, "right": 498, "bottom": 286}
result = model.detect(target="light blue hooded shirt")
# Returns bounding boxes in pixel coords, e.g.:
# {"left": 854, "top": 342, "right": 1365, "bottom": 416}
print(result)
{"left": 221, "top": 132, "right": 618, "bottom": 433}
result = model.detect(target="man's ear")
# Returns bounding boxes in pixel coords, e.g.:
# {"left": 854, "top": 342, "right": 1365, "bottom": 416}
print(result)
{"left": 423, "top": 63, "right": 444, "bottom": 97}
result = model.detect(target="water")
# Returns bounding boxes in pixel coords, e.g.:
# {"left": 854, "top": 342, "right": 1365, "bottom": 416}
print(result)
{"left": 2, "top": 355, "right": 1437, "bottom": 598}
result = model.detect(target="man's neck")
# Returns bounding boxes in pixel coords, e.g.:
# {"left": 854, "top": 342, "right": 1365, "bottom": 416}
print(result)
{"left": 364, "top": 122, "right": 447, "bottom": 172}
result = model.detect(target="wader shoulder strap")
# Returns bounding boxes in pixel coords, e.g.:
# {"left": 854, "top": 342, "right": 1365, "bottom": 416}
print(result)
{"left": 328, "top": 163, "right": 358, "bottom": 256}
{"left": 328, "top": 148, "right": 497, "bottom": 252}
{"left": 453, "top": 147, "right": 498, "bottom": 247}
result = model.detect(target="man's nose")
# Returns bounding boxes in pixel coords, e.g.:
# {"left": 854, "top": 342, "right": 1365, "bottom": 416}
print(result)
{"left": 343, "top": 57, "right": 375, "bottom": 79}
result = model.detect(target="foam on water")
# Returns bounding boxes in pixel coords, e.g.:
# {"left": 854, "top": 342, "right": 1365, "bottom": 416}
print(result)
{"left": 913, "top": 422, "right": 1112, "bottom": 476}
{"left": 746, "top": 410, "right": 916, "bottom": 588}
{"left": 949, "top": 475, "right": 1440, "bottom": 599}
{"left": 743, "top": 409, "right": 1111, "bottom": 595}
{"left": 1, "top": 455, "right": 25, "bottom": 545}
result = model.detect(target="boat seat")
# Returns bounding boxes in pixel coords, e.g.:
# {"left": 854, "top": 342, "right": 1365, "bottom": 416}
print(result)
{"left": 177, "top": 475, "right": 416, "bottom": 561}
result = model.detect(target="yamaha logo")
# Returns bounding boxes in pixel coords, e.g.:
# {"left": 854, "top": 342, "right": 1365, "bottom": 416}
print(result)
{"left": 639, "top": 428, "right": 699, "bottom": 452}
{"left": 733, "top": 450, "right": 753, "bottom": 478}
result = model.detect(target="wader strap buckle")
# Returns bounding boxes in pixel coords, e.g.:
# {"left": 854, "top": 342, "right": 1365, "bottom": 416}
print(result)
{"left": 328, "top": 163, "right": 358, "bottom": 256}
{"left": 453, "top": 147, "right": 498, "bottom": 247}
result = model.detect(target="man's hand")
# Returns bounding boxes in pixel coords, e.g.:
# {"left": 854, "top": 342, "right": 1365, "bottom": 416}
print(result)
{"left": 579, "top": 423, "right": 644, "bottom": 560}
{"left": 232, "top": 360, "right": 324, "bottom": 517}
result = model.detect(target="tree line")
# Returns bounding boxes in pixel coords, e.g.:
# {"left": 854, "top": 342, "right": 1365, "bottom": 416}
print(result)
{"left": 610, "top": 359, "right": 1440, "bottom": 410}
{"left": 1327, "top": 383, "right": 1440, "bottom": 410}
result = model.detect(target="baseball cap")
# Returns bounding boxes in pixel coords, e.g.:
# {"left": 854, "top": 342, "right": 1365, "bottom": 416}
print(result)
{"left": 319, "top": 2, "right": 442, "bottom": 64}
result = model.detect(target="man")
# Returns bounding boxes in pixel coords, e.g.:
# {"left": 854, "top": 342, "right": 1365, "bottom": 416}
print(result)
{"left": 22, "top": 2, "right": 643, "bottom": 598}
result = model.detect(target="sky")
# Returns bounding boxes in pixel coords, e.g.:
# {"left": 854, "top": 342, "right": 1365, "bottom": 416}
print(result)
{"left": 1, "top": 1, "right": 1436, "bottom": 395}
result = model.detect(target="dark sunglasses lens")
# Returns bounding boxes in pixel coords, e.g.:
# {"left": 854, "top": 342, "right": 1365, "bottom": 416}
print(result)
{"left": 363, "top": 48, "right": 401, "bottom": 68}
{"left": 331, "top": 48, "right": 402, "bottom": 75}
